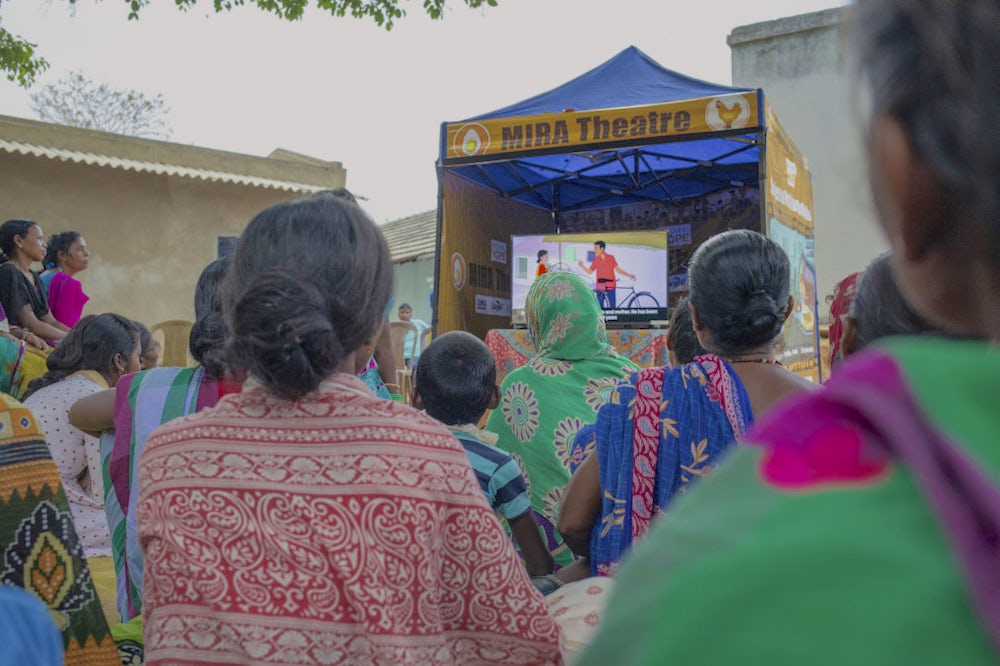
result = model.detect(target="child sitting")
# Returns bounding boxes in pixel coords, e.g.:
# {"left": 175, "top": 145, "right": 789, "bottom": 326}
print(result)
{"left": 413, "top": 331, "right": 555, "bottom": 579}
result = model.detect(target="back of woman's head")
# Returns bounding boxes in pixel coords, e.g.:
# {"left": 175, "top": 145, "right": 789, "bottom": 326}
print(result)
{"left": 856, "top": 0, "right": 1000, "bottom": 260}
{"left": 847, "top": 253, "right": 942, "bottom": 352}
{"left": 188, "top": 256, "right": 232, "bottom": 378}
{"left": 24, "top": 314, "right": 139, "bottom": 399}
{"left": 42, "top": 231, "right": 81, "bottom": 270}
{"left": 225, "top": 194, "right": 393, "bottom": 400}
{"left": 688, "top": 229, "right": 790, "bottom": 356}
{"left": 0, "top": 219, "right": 37, "bottom": 260}
{"left": 667, "top": 296, "right": 706, "bottom": 365}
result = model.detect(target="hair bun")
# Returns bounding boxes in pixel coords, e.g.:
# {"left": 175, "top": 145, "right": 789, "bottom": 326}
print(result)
{"left": 227, "top": 269, "right": 344, "bottom": 400}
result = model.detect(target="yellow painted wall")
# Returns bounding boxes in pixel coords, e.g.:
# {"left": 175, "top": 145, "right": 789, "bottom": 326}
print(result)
{"left": 0, "top": 152, "right": 337, "bottom": 328}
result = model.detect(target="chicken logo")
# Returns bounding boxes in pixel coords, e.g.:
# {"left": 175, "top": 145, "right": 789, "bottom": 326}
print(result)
{"left": 453, "top": 123, "right": 490, "bottom": 158}
{"left": 706, "top": 96, "right": 750, "bottom": 132}
{"left": 785, "top": 158, "right": 798, "bottom": 188}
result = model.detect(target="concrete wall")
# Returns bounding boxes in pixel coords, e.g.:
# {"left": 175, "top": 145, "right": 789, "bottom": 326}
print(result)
{"left": 392, "top": 257, "right": 434, "bottom": 326}
{"left": 0, "top": 151, "right": 334, "bottom": 327}
{"left": 730, "top": 7, "right": 886, "bottom": 316}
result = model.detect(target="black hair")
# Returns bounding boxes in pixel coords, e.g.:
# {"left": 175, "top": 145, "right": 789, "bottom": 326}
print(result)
{"left": 23, "top": 314, "right": 139, "bottom": 399}
{"left": 189, "top": 256, "right": 232, "bottom": 379}
{"left": 42, "top": 231, "right": 82, "bottom": 271}
{"left": 856, "top": 0, "right": 1000, "bottom": 260}
{"left": 224, "top": 193, "right": 393, "bottom": 400}
{"left": 135, "top": 320, "right": 156, "bottom": 357}
{"left": 0, "top": 219, "right": 38, "bottom": 262}
{"left": 688, "top": 229, "right": 790, "bottom": 356}
{"left": 414, "top": 331, "right": 496, "bottom": 425}
{"left": 667, "top": 296, "right": 706, "bottom": 365}
{"left": 537, "top": 249, "right": 548, "bottom": 263}
{"left": 594, "top": 240, "right": 606, "bottom": 250}
{"left": 848, "top": 253, "right": 942, "bottom": 350}
{"left": 398, "top": 303, "right": 412, "bottom": 311}
{"left": 310, "top": 187, "right": 359, "bottom": 205}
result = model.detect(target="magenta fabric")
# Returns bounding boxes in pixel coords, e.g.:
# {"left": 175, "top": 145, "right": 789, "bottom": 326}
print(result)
{"left": 47, "top": 272, "right": 89, "bottom": 328}
{"left": 750, "top": 348, "right": 1000, "bottom": 652}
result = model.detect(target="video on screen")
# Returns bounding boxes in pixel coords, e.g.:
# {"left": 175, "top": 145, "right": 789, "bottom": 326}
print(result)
{"left": 511, "top": 231, "right": 669, "bottom": 325}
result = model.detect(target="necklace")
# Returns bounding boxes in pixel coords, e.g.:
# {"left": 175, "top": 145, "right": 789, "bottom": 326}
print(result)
{"left": 726, "top": 357, "right": 782, "bottom": 366}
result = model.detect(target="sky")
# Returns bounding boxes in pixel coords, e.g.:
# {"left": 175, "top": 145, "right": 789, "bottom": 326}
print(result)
{"left": 0, "top": 0, "right": 848, "bottom": 223}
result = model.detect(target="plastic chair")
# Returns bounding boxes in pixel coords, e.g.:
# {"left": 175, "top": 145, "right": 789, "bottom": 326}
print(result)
{"left": 419, "top": 327, "right": 433, "bottom": 356}
{"left": 149, "top": 320, "right": 194, "bottom": 368}
{"left": 388, "top": 321, "right": 418, "bottom": 403}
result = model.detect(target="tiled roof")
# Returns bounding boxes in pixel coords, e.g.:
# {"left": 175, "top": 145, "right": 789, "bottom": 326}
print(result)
{"left": 0, "top": 138, "right": 326, "bottom": 193}
{"left": 381, "top": 209, "right": 437, "bottom": 263}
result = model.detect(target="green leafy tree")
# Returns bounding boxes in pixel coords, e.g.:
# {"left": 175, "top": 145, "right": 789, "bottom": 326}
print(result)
{"left": 1, "top": 0, "right": 500, "bottom": 88}
{"left": 30, "top": 71, "right": 172, "bottom": 138}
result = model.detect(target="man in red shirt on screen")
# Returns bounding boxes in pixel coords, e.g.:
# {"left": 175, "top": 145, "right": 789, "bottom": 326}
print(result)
{"left": 578, "top": 240, "right": 636, "bottom": 309}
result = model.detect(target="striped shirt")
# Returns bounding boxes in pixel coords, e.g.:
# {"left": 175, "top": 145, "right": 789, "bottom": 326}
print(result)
{"left": 451, "top": 428, "right": 531, "bottom": 521}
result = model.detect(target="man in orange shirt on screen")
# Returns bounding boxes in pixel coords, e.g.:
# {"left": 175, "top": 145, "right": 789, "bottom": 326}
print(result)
{"left": 578, "top": 240, "right": 636, "bottom": 309}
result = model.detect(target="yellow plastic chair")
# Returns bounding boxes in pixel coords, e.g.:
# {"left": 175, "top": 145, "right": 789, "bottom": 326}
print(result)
{"left": 419, "top": 327, "right": 433, "bottom": 356}
{"left": 149, "top": 320, "right": 194, "bottom": 368}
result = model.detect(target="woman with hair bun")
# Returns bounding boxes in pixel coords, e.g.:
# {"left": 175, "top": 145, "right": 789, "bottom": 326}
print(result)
{"left": 136, "top": 194, "right": 562, "bottom": 664}
{"left": 69, "top": 256, "right": 239, "bottom": 627}
{"left": 582, "top": 1, "right": 1000, "bottom": 663}
{"left": 39, "top": 230, "right": 90, "bottom": 328}
{"left": 559, "top": 229, "right": 813, "bottom": 576}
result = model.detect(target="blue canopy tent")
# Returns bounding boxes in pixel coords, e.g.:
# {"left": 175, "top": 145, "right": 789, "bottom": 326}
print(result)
{"left": 435, "top": 46, "right": 820, "bottom": 378}
{"left": 440, "top": 46, "right": 760, "bottom": 214}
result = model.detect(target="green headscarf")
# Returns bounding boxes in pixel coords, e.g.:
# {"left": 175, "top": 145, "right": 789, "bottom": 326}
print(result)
{"left": 487, "top": 271, "right": 639, "bottom": 567}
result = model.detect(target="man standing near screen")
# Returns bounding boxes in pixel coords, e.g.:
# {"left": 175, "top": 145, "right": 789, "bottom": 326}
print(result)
{"left": 578, "top": 240, "right": 636, "bottom": 308}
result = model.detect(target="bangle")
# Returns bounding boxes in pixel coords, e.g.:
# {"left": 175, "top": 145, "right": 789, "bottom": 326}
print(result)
{"left": 383, "top": 383, "right": 401, "bottom": 393}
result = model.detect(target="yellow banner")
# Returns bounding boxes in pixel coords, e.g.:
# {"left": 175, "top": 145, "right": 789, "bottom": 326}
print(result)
{"left": 764, "top": 99, "right": 819, "bottom": 381}
{"left": 444, "top": 92, "right": 760, "bottom": 162}
{"left": 764, "top": 100, "right": 815, "bottom": 234}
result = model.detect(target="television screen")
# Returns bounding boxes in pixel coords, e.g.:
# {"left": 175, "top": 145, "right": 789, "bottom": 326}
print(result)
{"left": 511, "top": 231, "right": 669, "bottom": 326}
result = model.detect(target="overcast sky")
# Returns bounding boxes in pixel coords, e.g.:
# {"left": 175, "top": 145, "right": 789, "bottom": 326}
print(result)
{"left": 0, "top": 0, "right": 848, "bottom": 223}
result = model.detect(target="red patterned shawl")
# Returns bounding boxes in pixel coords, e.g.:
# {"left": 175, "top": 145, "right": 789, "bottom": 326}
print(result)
{"left": 137, "top": 373, "right": 563, "bottom": 666}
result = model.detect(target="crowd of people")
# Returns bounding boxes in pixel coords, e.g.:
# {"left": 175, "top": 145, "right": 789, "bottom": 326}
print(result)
{"left": 0, "top": 1, "right": 998, "bottom": 664}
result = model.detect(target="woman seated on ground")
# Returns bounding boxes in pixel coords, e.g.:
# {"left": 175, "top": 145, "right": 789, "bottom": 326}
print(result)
{"left": 826, "top": 269, "right": 863, "bottom": 369}
{"left": 0, "top": 391, "right": 121, "bottom": 665}
{"left": 39, "top": 230, "right": 90, "bottom": 328}
{"left": 136, "top": 320, "right": 160, "bottom": 371}
{"left": 136, "top": 193, "right": 562, "bottom": 664}
{"left": 581, "top": 2, "right": 1000, "bottom": 663}
{"left": 69, "top": 257, "right": 237, "bottom": 625}
{"left": 666, "top": 296, "right": 706, "bottom": 367}
{"left": 559, "top": 229, "right": 814, "bottom": 576}
{"left": 0, "top": 220, "right": 70, "bottom": 343}
{"left": 0, "top": 304, "right": 49, "bottom": 399}
{"left": 22, "top": 313, "right": 142, "bottom": 625}
{"left": 838, "top": 252, "right": 944, "bottom": 359}
{"left": 485, "top": 271, "right": 639, "bottom": 569}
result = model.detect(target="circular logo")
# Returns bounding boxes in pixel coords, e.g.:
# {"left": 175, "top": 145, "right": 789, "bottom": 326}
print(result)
{"left": 453, "top": 123, "right": 490, "bottom": 158}
{"left": 705, "top": 96, "right": 751, "bottom": 132}
{"left": 450, "top": 252, "right": 467, "bottom": 291}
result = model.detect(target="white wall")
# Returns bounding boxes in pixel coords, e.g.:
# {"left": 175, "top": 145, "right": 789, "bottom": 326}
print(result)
{"left": 729, "top": 7, "right": 887, "bottom": 318}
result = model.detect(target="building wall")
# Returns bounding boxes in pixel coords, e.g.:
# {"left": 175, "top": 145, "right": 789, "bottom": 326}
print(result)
{"left": 729, "top": 7, "right": 886, "bottom": 315}
{"left": 392, "top": 258, "right": 434, "bottom": 327}
{"left": 0, "top": 152, "right": 322, "bottom": 327}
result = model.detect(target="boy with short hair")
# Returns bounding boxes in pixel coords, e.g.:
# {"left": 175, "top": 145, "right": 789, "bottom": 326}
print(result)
{"left": 396, "top": 303, "right": 428, "bottom": 368}
{"left": 413, "top": 331, "right": 555, "bottom": 578}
